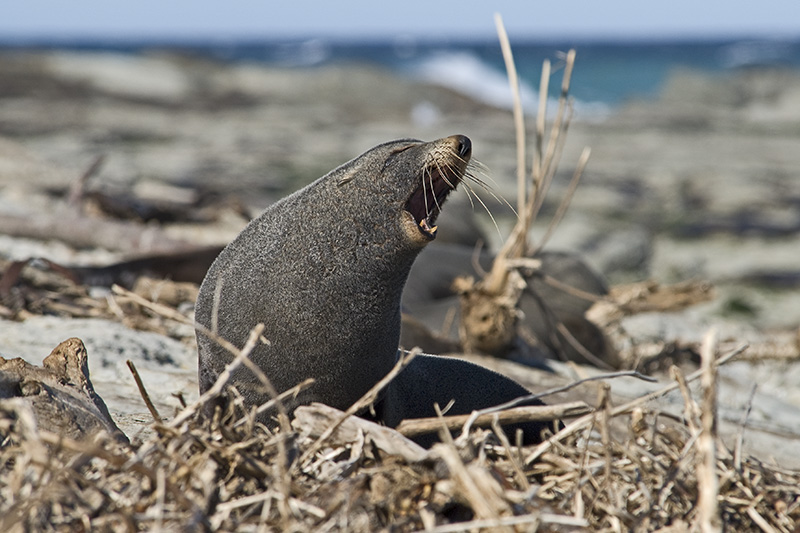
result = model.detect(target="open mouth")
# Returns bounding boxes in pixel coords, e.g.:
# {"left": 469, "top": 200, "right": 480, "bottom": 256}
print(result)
{"left": 403, "top": 135, "right": 472, "bottom": 240}
{"left": 404, "top": 165, "right": 463, "bottom": 240}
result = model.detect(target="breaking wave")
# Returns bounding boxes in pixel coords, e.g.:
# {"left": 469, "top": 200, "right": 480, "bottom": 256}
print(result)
{"left": 409, "top": 50, "right": 609, "bottom": 117}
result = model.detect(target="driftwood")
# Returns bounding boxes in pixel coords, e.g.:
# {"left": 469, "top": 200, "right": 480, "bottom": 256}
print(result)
{"left": 0, "top": 211, "right": 191, "bottom": 254}
{"left": 0, "top": 247, "right": 220, "bottom": 296}
{"left": 0, "top": 337, "right": 126, "bottom": 443}
{"left": 70, "top": 245, "right": 223, "bottom": 287}
{"left": 395, "top": 401, "right": 591, "bottom": 438}
{"left": 589, "top": 279, "right": 715, "bottom": 325}
{"left": 292, "top": 400, "right": 591, "bottom": 460}
{"left": 586, "top": 279, "right": 721, "bottom": 370}
{"left": 292, "top": 403, "right": 429, "bottom": 463}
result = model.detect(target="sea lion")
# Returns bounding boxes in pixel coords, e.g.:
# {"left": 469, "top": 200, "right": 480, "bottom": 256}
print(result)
{"left": 196, "top": 135, "right": 553, "bottom": 444}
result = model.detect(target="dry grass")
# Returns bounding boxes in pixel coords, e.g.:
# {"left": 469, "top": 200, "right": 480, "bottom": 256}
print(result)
{"left": 2, "top": 332, "right": 798, "bottom": 532}
{"left": 3, "top": 287, "right": 797, "bottom": 531}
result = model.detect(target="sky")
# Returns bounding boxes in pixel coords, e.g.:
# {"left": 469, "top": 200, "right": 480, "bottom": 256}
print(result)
{"left": 2, "top": 1, "right": 800, "bottom": 42}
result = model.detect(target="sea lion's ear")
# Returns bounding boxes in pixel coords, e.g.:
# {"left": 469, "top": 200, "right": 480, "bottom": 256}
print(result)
{"left": 337, "top": 173, "right": 356, "bottom": 186}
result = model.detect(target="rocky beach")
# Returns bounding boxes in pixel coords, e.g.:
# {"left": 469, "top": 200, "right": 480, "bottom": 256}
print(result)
{"left": 1, "top": 46, "right": 800, "bottom": 529}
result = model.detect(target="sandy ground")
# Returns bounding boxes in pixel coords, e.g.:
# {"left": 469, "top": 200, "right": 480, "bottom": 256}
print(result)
{"left": 1, "top": 49, "right": 799, "bottom": 466}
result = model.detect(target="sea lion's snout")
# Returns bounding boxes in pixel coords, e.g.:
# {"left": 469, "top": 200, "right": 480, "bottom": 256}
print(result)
{"left": 402, "top": 135, "right": 472, "bottom": 244}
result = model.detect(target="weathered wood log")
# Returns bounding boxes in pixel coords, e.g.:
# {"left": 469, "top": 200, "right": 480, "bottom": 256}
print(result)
{"left": 0, "top": 211, "right": 191, "bottom": 254}
{"left": 292, "top": 403, "right": 429, "bottom": 463}
{"left": 395, "top": 401, "right": 592, "bottom": 438}
{"left": 0, "top": 338, "right": 127, "bottom": 443}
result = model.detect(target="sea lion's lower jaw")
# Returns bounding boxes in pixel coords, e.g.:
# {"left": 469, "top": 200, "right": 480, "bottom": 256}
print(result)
{"left": 402, "top": 211, "right": 437, "bottom": 245}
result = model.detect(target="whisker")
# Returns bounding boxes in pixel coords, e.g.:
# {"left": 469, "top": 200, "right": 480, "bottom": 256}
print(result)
{"left": 465, "top": 164, "right": 506, "bottom": 193}
{"left": 463, "top": 165, "right": 518, "bottom": 218}
{"left": 460, "top": 180, "right": 504, "bottom": 239}
{"left": 465, "top": 165, "right": 518, "bottom": 213}
{"left": 430, "top": 161, "right": 443, "bottom": 214}
{"left": 440, "top": 159, "right": 455, "bottom": 188}
{"left": 465, "top": 160, "right": 499, "bottom": 187}
{"left": 467, "top": 159, "right": 491, "bottom": 176}
{"left": 451, "top": 150, "right": 471, "bottom": 167}
{"left": 422, "top": 166, "right": 431, "bottom": 219}
{"left": 460, "top": 179, "right": 478, "bottom": 210}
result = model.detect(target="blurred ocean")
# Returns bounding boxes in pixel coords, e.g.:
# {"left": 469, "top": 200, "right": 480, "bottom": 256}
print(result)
{"left": 5, "top": 37, "right": 800, "bottom": 113}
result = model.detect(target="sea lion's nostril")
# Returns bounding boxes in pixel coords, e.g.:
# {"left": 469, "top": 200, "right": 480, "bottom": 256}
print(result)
{"left": 454, "top": 135, "right": 472, "bottom": 158}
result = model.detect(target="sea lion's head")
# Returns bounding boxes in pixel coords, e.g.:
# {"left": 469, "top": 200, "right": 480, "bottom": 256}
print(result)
{"left": 335, "top": 134, "right": 472, "bottom": 248}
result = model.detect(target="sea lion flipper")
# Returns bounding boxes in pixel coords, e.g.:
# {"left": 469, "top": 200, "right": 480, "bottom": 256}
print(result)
{"left": 380, "top": 353, "right": 552, "bottom": 447}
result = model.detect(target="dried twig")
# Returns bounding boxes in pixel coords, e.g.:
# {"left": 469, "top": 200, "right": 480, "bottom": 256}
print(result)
{"left": 434, "top": 436, "right": 510, "bottom": 526}
{"left": 67, "top": 154, "right": 105, "bottom": 207}
{"left": 418, "top": 513, "right": 588, "bottom": 532}
{"left": 457, "top": 27, "right": 592, "bottom": 359}
{"left": 532, "top": 146, "right": 591, "bottom": 255}
{"left": 126, "top": 359, "right": 161, "bottom": 422}
{"left": 495, "top": 13, "right": 526, "bottom": 217}
{"left": 292, "top": 403, "right": 428, "bottom": 463}
{"left": 396, "top": 401, "right": 591, "bottom": 438}
{"left": 490, "top": 416, "right": 530, "bottom": 491}
{"left": 524, "top": 341, "right": 748, "bottom": 465}
{"left": 734, "top": 383, "right": 757, "bottom": 471}
{"left": 695, "top": 329, "right": 721, "bottom": 533}
{"left": 473, "top": 369, "right": 656, "bottom": 415}
{"left": 168, "top": 322, "right": 266, "bottom": 429}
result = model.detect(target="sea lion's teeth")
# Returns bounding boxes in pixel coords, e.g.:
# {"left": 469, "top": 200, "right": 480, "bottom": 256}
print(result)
{"left": 430, "top": 225, "right": 438, "bottom": 235}
{"left": 419, "top": 218, "right": 434, "bottom": 234}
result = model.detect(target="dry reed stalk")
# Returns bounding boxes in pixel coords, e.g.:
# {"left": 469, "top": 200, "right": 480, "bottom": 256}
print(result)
{"left": 457, "top": 17, "right": 591, "bottom": 358}
{"left": 672, "top": 365, "right": 700, "bottom": 434}
{"left": 733, "top": 383, "right": 757, "bottom": 471}
{"left": 695, "top": 329, "right": 721, "bottom": 533}
{"left": 467, "top": 369, "right": 655, "bottom": 416}
{"left": 494, "top": 13, "right": 526, "bottom": 218}
{"left": 534, "top": 59, "right": 550, "bottom": 195}
{"left": 535, "top": 146, "right": 591, "bottom": 251}
{"left": 167, "top": 322, "right": 265, "bottom": 429}
{"left": 4, "top": 348, "right": 799, "bottom": 532}
{"left": 435, "top": 443, "right": 511, "bottom": 527}
{"left": 67, "top": 154, "right": 105, "bottom": 207}
{"left": 490, "top": 416, "right": 531, "bottom": 491}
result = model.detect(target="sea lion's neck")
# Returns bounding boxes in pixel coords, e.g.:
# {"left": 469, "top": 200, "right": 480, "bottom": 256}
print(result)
{"left": 263, "top": 181, "right": 421, "bottom": 332}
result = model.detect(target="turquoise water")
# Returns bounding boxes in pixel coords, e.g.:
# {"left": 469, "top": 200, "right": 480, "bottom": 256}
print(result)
{"left": 205, "top": 38, "right": 800, "bottom": 108}
{"left": 5, "top": 37, "right": 800, "bottom": 109}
